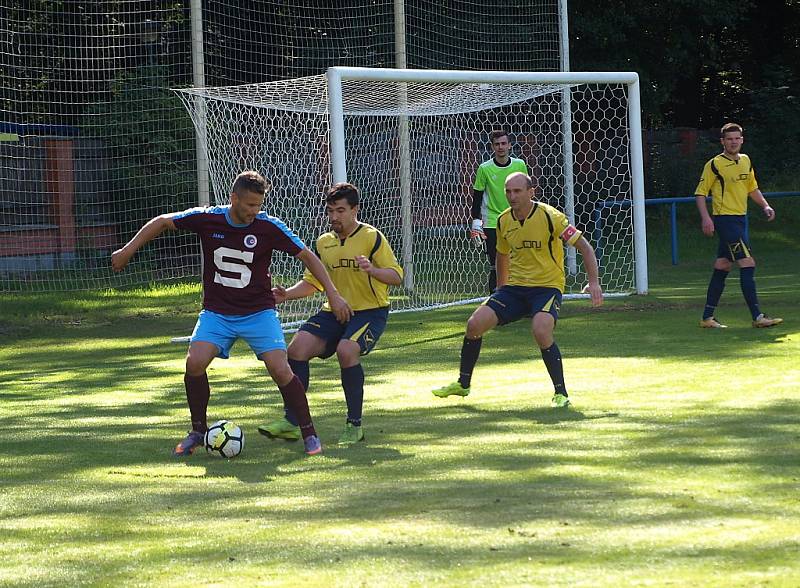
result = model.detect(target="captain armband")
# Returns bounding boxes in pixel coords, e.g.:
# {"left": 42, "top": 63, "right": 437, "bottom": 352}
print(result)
{"left": 559, "top": 225, "right": 579, "bottom": 243}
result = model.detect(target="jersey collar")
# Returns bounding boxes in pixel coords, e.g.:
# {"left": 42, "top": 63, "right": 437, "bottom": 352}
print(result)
{"left": 336, "top": 222, "right": 363, "bottom": 243}
{"left": 492, "top": 157, "right": 512, "bottom": 168}
{"left": 224, "top": 206, "right": 254, "bottom": 228}
{"left": 511, "top": 201, "right": 537, "bottom": 224}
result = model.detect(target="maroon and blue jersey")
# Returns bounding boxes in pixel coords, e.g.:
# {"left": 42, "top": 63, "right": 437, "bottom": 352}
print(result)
{"left": 172, "top": 206, "right": 305, "bottom": 315}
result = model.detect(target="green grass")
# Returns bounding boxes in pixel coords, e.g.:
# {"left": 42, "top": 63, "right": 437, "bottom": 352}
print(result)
{"left": 1, "top": 221, "right": 799, "bottom": 587}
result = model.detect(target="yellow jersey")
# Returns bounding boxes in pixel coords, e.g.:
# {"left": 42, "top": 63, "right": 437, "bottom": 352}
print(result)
{"left": 694, "top": 153, "right": 758, "bottom": 215}
{"left": 495, "top": 202, "right": 582, "bottom": 292}
{"left": 303, "top": 222, "right": 403, "bottom": 311}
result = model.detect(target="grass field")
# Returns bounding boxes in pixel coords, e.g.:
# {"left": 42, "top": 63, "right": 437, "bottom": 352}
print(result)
{"left": 1, "top": 215, "right": 799, "bottom": 587}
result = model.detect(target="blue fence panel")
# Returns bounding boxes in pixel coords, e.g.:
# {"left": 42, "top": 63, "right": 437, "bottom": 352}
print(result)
{"left": 644, "top": 192, "right": 799, "bottom": 265}
{"left": 592, "top": 192, "right": 799, "bottom": 267}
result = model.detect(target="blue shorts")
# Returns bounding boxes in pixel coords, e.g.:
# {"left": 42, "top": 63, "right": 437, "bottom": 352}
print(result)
{"left": 298, "top": 308, "right": 389, "bottom": 358}
{"left": 191, "top": 308, "right": 286, "bottom": 359}
{"left": 484, "top": 285, "right": 562, "bottom": 325}
{"left": 713, "top": 215, "right": 752, "bottom": 260}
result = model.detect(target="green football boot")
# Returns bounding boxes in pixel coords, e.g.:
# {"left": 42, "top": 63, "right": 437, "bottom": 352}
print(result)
{"left": 258, "top": 417, "right": 301, "bottom": 442}
{"left": 432, "top": 381, "right": 470, "bottom": 398}
{"left": 338, "top": 422, "right": 365, "bottom": 446}
{"left": 550, "top": 393, "right": 571, "bottom": 408}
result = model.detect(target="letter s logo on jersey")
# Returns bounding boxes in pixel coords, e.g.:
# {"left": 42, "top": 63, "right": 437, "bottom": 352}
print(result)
{"left": 213, "top": 247, "right": 254, "bottom": 288}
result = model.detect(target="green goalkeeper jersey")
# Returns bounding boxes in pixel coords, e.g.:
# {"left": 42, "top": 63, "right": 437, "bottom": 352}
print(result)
{"left": 472, "top": 157, "right": 529, "bottom": 229}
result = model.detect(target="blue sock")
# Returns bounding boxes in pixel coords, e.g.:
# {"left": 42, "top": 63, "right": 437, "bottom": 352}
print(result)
{"left": 341, "top": 364, "right": 365, "bottom": 426}
{"left": 739, "top": 266, "right": 761, "bottom": 320}
{"left": 540, "top": 343, "right": 566, "bottom": 396}
{"left": 283, "top": 358, "right": 309, "bottom": 426}
{"left": 703, "top": 269, "right": 729, "bottom": 320}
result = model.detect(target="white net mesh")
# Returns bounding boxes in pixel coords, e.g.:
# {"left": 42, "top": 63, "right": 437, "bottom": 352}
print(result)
{"left": 0, "top": 2, "right": 197, "bottom": 291}
{"left": 202, "top": 1, "right": 562, "bottom": 83}
{"left": 0, "top": 1, "right": 564, "bottom": 293}
{"left": 177, "top": 73, "right": 636, "bottom": 326}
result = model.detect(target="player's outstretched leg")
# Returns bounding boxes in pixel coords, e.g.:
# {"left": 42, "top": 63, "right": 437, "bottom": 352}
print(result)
{"left": 339, "top": 363, "right": 364, "bottom": 445}
{"left": 258, "top": 356, "right": 310, "bottom": 442}
{"left": 175, "top": 342, "right": 216, "bottom": 457}
{"left": 338, "top": 355, "right": 366, "bottom": 445}
{"left": 433, "top": 305, "right": 497, "bottom": 398}
{"left": 263, "top": 349, "right": 322, "bottom": 456}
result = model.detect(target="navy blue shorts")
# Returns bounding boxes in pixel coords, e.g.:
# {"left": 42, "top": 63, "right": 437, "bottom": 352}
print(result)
{"left": 484, "top": 285, "right": 562, "bottom": 325}
{"left": 713, "top": 215, "right": 752, "bottom": 260}
{"left": 298, "top": 307, "right": 389, "bottom": 359}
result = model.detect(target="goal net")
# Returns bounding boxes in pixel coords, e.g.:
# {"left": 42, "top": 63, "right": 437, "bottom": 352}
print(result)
{"left": 176, "top": 68, "right": 646, "bottom": 327}
{"left": 0, "top": 1, "right": 566, "bottom": 293}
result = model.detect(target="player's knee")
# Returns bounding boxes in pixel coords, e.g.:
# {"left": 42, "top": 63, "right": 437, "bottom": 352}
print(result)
{"left": 737, "top": 257, "right": 755, "bottom": 268}
{"left": 534, "top": 330, "right": 554, "bottom": 348}
{"left": 714, "top": 259, "right": 732, "bottom": 272}
{"left": 267, "top": 361, "right": 293, "bottom": 386}
{"left": 532, "top": 316, "right": 555, "bottom": 348}
{"left": 466, "top": 317, "right": 489, "bottom": 338}
{"left": 532, "top": 322, "right": 553, "bottom": 345}
{"left": 185, "top": 355, "right": 208, "bottom": 376}
{"left": 336, "top": 340, "right": 360, "bottom": 365}
{"left": 287, "top": 343, "right": 312, "bottom": 362}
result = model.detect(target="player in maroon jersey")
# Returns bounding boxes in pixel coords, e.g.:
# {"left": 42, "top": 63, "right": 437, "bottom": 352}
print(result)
{"left": 112, "top": 170, "right": 351, "bottom": 456}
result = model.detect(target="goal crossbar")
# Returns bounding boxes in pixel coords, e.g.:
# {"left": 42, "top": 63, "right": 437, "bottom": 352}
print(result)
{"left": 327, "top": 67, "right": 640, "bottom": 85}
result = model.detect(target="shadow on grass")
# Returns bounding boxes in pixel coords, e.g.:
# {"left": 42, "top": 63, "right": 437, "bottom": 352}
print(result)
{"left": 0, "top": 399, "right": 800, "bottom": 528}
{"left": 3, "top": 330, "right": 798, "bottom": 584}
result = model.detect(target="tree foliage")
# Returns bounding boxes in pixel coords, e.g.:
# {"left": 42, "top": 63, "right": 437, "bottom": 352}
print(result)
{"left": 570, "top": 0, "right": 800, "bottom": 129}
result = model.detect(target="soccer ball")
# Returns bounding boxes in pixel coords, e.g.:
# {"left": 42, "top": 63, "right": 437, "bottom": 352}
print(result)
{"left": 204, "top": 420, "right": 244, "bottom": 458}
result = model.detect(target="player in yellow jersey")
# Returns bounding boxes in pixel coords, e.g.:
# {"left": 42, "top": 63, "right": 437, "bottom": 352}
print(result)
{"left": 433, "top": 172, "right": 603, "bottom": 408}
{"left": 695, "top": 123, "right": 783, "bottom": 329}
{"left": 259, "top": 182, "right": 403, "bottom": 445}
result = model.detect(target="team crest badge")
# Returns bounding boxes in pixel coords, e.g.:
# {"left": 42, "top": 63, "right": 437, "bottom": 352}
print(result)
{"left": 244, "top": 234, "right": 257, "bottom": 248}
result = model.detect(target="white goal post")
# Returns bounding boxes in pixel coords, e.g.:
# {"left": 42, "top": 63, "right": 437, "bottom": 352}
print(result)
{"left": 327, "top": 67, "right": 647, "bottom": 292}
{"left": 175, "top": 67, "right": 647, "bottom": 329}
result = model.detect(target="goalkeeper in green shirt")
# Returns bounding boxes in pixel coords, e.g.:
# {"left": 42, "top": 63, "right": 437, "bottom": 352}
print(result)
{"left": 470, "top": 129, "right": 530, "bottom": 293}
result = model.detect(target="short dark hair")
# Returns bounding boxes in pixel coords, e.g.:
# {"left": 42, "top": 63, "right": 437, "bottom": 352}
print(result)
{"left": 720, "top": 123, "right": 743, "bottom": 137}
{"left": 326, "top": 182, "right": 360, "bottom": 207}
{"left": 232, "top": 170, "right": 270, "bottom": 196}
{"left": 489, "top": 129, "right": 509, "bottom": 143}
